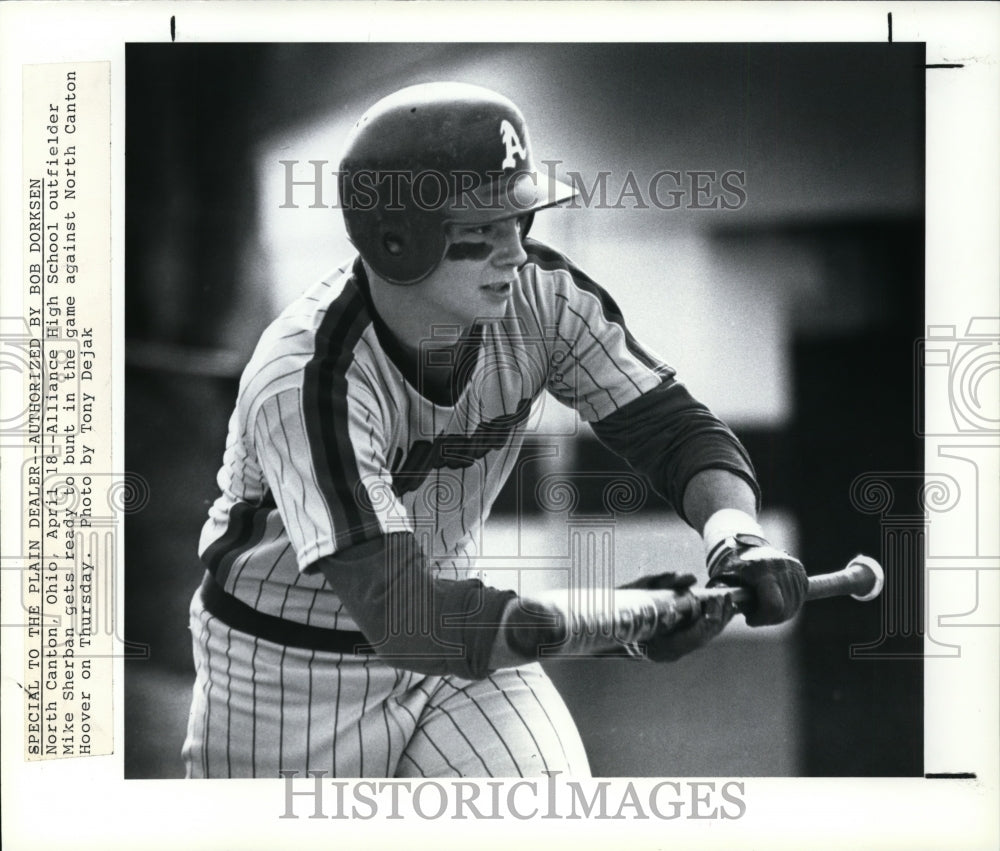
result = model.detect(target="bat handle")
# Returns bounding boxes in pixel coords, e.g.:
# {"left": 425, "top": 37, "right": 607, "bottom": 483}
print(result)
{"left": 723, "top": 554, "right": 884, "bottom": 614}
{"left": 806, "top": 555, "right": 884, "bottom": 602}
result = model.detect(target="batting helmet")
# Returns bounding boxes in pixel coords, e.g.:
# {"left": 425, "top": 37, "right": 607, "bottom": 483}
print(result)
{"left": 339, "top": 82, "right": 577, "bottom": 285}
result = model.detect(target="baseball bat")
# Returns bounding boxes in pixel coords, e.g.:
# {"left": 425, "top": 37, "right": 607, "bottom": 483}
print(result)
{"left": 733, "top": 553, "right": 884, "bottom": 610}
{"left": 528, "top": 556, "right": 886, "bottom": 656}
{"left": 666, "top": 554, "right": 885, "bottom": 625}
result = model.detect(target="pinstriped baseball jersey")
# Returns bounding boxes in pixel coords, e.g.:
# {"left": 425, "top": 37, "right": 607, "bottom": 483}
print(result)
{"left": 197, "top": 239, "right": 673, "bottom": 632}
{"left": 182, "top": 592, "right": 590, "bottom": 778}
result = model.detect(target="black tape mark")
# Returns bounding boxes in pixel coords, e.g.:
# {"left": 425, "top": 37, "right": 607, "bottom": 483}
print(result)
{"left": 925, "top": 64, "right": 965, "bottom": 69}
{"left": 445, "top": 241, "right": 492, "bottom": 262}
{"left": 887, "top": 12, "right": 892, "bottom": 43}
{"left": 924, "top": 772, "right": 977, "bottom": 780}
{"left": 170, "top": 15, "right": 176, "bottom": 42}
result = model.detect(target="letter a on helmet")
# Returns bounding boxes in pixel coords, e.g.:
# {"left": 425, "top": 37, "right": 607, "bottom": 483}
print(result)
{"left": 339, "top": 82, "right": 577, "bottom": 285}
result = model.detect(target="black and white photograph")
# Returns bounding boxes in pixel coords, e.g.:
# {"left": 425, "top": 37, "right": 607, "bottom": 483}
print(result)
{"left": 1, "top": 3, "right": 997, "bottom": 849}
{"left": 124, "top": 40, "right": 925, "bottom": 780}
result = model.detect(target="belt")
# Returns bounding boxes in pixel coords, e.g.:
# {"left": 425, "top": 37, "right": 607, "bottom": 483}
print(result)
{"left": 199, "top": 573, "right": 375, "bottom": 655}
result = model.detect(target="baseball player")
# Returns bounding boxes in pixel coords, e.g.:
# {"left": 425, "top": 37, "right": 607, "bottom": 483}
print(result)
{"left": 182, "top": 82, "right": 807, "bottom": 779}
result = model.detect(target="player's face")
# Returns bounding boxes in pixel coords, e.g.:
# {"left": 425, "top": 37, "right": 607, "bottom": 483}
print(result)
{"left": 415, "top": 217, "right": 528, "bottom": 326}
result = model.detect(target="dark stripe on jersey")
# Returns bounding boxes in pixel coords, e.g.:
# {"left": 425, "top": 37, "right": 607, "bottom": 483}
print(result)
{"left": 268, "top": 393, "right": 299, "bottom": 546}
{"left": 523, "top": 238, "right": 672, "bottom": 377}
{"left": 553, "top": 292, "right": 644, "bottom": 396}
{"left": 551, "top": 326, "right": 603, "bottom": 419}
{"left": 490, "top": 673, "right": 549, "bottom": 773}
{"left": 224, "top": 625, "right": 234, "bottom": 777}
{"left": 390, "top": 395, "right": 533, "bottom": 497}
{"left": 201, "top": 493, "right": 276, "bottom": 581}
{"left": 382, "top": 702, "right": 392, "bottom": 778}
{"left": 333, "top": 654, "right": 342, "bottom": 775}
{"left": 443, "top": 679, "right": 523, "bottom": 777}
{"left": 305, "top": 587, "right": 321, "bottom": 625}
{"left": 200, "top": 573, "right": 372, "bottom": 653}
{"left": 305, "top": 650, "right": 315, "bottom": 773}
{"left": 549, "top": 317, "right": 617, "bottom": 411}
{"left": 515, "top": 281, "right": 600, "bottom": 418}
{"left": 220, "top": 504, "right": 275, "bottom": 589}
{"left": 278, "top": 644, "right": 286, "bottom": 775}
{"left": 250, "top": 636, "right": 259, "bottom": 777}
{"left": 356, "top": 335, "right": 395, "bottom": 419}
{"left": 517, "top": 668, "right": 572, "bottom": 768}
{"left": 433, "top": 701, "right": 494, "bottom": 777}
{"left": 277, "top": 328, "right": 314, "bottom": 342}
{"left": 401, "top": 752, "right": 428, "bottom": 778}
{"left": 278, "top": 583, "right": 292, "bottom": 619}
{"left": 240, "top": 368, "right": 316, "bottom": 435}
{"left": 302, "top": 277, "right": 378, "bottom": 549}
{"left": 418, "top": 723, "right": 462, "bottom": 776}
{"left": 395, "top": 698, "right": 460, "bottom": 776}
{"left": 359, "top": 660, "right": 372, "bottom": 777}
{"left": 254, "top": 542, "right": 291, "bottom": 610}
{"left": 202, "top": 614, "right": 215, "bottom": 778}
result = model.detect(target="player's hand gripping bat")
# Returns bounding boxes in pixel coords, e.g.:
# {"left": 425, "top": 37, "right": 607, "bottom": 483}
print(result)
{"left": 658, "top": 554, "right": 884, "bottom": 629}
{"left": 505, "top": 556, "right": 884, "bottom": 661}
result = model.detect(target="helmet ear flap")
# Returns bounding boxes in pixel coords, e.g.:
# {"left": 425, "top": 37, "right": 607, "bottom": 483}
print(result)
{"left": 367, "top": 216, "right": 445, "bottom": 286}
{"left": 379, "top": 221, "right": 408, "bottom": 258}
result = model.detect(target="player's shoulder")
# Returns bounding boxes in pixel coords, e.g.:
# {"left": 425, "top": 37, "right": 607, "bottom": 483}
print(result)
{"left": 273, "top": 260, "right": 363, "bottom": 330}
{"left": 517, "top": 237, "right": 609, "bottom": 307}
{"left": 520, "top": 237, "right": 600, "bottom": 289}
{"left": 239, "top": 259, "right": 375, "bottom": 400}
{"left": 521, "top": 237, "right": 578, "bottom": 276}
{"left": 515, "top": 238, "right": 635, "bottom": 342}
{"left": 267, "top": 261, "right": 371, "bottom": 344}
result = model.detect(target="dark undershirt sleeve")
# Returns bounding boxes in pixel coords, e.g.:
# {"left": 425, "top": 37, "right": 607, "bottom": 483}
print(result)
{"left": 589, "top": 378, "right": 761, "bottom": 526}
{"left": 315, "top": 532, "right": 516, "bottom": 679}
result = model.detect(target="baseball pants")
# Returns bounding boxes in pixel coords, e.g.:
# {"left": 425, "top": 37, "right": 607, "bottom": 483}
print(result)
{"left": 182, "top": 589, "right": 592, "bottom": 778}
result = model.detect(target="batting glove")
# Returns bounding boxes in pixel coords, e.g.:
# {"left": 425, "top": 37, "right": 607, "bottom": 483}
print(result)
{"left": 618, "top": 571, "right": 735, "bottom": 662}
{"left": 703, "top": 510, "right": 807, "bottom": 627}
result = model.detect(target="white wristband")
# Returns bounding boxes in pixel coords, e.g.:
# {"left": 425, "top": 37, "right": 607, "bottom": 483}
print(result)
{"left": 702, "top": 508, "right": 764, "bottom": 558}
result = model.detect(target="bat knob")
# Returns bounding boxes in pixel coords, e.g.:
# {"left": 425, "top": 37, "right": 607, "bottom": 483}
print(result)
{"left": 849, "top": 555, "right": 884, "bottom": 602}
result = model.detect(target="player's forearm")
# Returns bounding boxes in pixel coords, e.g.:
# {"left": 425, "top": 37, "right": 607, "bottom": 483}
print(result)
{"left": 490, "top": 600, "right": 532, "bottom": 669}
{"left": 681, "top": 468, "right": 759, "bottom": 535}
{"left": 316, "top": 533, "right": 515, "bottom": 679}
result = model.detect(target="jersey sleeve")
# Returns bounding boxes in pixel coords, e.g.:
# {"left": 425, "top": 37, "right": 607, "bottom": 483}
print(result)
{"left": 252, "top": 371, "right": 412, "bottom": 573}
{"left": 521, "top": 239, "right": 674, "bottom": 422}
{"left": 590, "top": 380, "right": 760, "bottom": 524}
{"left": 521, "top": 239, "right": 759, "bottom": 525}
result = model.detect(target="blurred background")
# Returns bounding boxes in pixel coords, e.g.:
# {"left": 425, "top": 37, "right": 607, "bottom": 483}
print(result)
{"left": 125, "top": 42, "right": 924, "bottom": 778}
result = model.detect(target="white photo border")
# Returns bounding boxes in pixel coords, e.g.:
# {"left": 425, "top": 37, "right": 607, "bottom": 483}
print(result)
{"left": 1, "top": 2, "right": 997, "bottom": 849}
